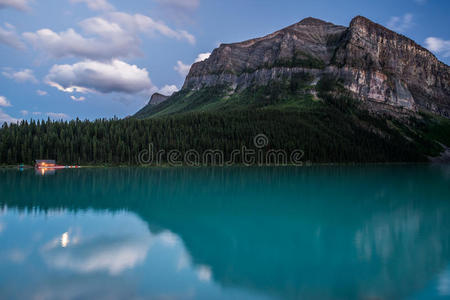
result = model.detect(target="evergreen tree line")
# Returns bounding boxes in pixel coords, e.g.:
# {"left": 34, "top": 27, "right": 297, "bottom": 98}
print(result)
{"left": 0, "top": 107, "right": 427, "bottom": 166}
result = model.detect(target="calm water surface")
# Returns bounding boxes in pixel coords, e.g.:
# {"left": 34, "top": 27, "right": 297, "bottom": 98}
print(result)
{"left": 0, "top": 165, "right": 450, "bottom": 300}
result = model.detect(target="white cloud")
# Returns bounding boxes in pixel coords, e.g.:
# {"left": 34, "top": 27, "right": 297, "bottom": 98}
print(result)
{"left": 46, "top": 112, "right": 70, "bottom": 120}
{"left": 0, "top": 96, "right": 12, "bottom": 107}
{"left": 387, "top": 13, "right": 414, "bottom": 33}
{"left": 23, "top": 111, "right": 69, "bottom": 119}
{"left": 195, "top": 52, "right": 211, "bottom": 62}
{"left": 0, "top": 23, "right": 25, "bottom": 49}
{"left": 79, "top": 17, "right": 127, "bottom": 38}
{"left": 46, "top": 81, "right": 91, "bottom": 94}
{"left": 174, "top": 52, "right": 210, "bottom": 77}
{"left": 2, "top": 68, "right": 37, "bottom": 83}
{"left": 70, "top": 95, "right": 86, "bottom": 102}
{"left": 70, "top": 0, "right": 114, "bottom": 11}
{"left": 425, "top": 37, "right": 450, "bottom": 57}
{"left": 36, "top": 90, "right": 47, "bottom": 96}
{"left": 46, "top": 59, "right": 154, "bottom": 94}
{"left": 0, "top": 108, "right": 20, "bottom": 124}
{"left": 23, "top": 13, "right": 195, "bottom": 60}
{"left": 155, "top": 0, "right": 200, "bottom": 22}
{"left": 107, "top": 12, "right": 195, "bottom": 45}
{"left": 23, "top": 26, "right": 140, "bottom": 61}
{"left": 174, "top": 60, "right": 191, "bottom": 77}
{"left": 159, "top": 84, "right": 178, "bottom": 95}
{"left": 0, "top": 0, "right": 31, "bottom": 11}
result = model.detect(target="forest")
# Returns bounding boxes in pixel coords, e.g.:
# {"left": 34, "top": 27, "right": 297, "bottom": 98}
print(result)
{"left": 0, "top": 106, "right": 439, "bottom": 166}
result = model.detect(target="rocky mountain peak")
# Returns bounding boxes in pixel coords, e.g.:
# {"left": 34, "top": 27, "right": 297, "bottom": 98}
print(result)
{"left": 148, "top": 93, "right": 169, "bottom": 106}
{"left": 172, "top": 16, "right": 450, "bottom": 118}
{"left": 349, "top": 15, "right": 374, "bottom": 27}
{"left": 332, "top": 16, "right": 449, "bottom": 116}
{"left": 297, "top": 17, "right": 334, "bottom": 26}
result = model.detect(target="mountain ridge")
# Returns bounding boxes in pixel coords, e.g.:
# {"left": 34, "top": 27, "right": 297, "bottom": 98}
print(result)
{"left": 131, "top": 16, "right": 450, "bottom": 162}
{"left": 148, "top": 93, "right": 169, "bottom": 105}
{"left": 168, "top": 16, "right": 448, "bottom": 118}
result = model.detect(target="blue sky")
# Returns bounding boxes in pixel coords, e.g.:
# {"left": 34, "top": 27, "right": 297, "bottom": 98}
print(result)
{"left": 0, "top": 0, "right": 449, "bottom": 122}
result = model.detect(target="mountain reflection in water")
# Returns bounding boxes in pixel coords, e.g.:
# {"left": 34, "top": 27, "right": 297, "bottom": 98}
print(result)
{"left": 0, "top": 165, "right": 450, "bottom": 299}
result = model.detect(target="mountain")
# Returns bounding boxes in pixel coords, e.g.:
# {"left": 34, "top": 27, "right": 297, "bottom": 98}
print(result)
{"left": 134, "top": 93, "right": 169, "bottom": 118}
{"left": 128, "top": 16, "right": 450, "bottom": 163}
{"left": 148, "top": 93, "right": 169, "bottom": 105}
{"left": 135, "top": 16, "right": 449, "bottom": 119}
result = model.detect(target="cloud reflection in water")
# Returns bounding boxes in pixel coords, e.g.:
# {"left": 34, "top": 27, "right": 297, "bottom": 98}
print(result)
{"left": 42, "top": 232, "right": 153, "bottom": 275}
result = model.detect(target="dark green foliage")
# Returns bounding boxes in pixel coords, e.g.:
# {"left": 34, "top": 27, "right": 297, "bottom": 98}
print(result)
{"left": 134, "top": 87, "right": 230, "bottom": 118}
{"left": 135, "top": 73, "right": 319, "bottom": 119}
{"left": 415, "top": 113, "right": 450, "bottom": 147}
{"left": 0, "top": 106, "right": 432, "bottom": 166}
{"left": 316, "top": 75, "right": 343, "bottom": 93}
{"left": 316, "top": 75, "right": 359, "bottom": 113}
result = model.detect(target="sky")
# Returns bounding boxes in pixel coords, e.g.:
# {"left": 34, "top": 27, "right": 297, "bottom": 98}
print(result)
{"left": 0, "top": 0, "right": 449, "bottom": 123}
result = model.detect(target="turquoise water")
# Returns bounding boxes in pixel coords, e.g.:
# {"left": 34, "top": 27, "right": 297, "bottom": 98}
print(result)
{"left": 0, "top": 165, "right": 450, "bottom": 300}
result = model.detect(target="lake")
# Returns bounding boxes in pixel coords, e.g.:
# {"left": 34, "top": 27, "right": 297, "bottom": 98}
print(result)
{"left": 0, "top": 165, "right": 450, "bottom": 300}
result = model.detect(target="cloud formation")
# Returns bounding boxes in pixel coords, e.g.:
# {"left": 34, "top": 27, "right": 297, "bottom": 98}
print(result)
{"left": 155, "top": 0, "right": 200, "bottom": 22}
{"left": 174, "top": 52, "right": 210, "bottom": 76}
{"left": 42, "top": 234, "right": 152, "bottom": 275}
{"left": 194, "top": 52, "right": 211, "bottom": 62}
{"left": 70, "top": 0, "right": 114, "bottom": 11}
{"left": 21, "top": 111, "right": 70, "bottom": 119}
{"left": 23, "top": 13, "right": 195, "bottom": 60}
{"left": 387, "top": 13, "right": 414, "bottom": 33}
{"left": 159, "top": 84, "right": 178, "bottom": 96}
{"left": 2, "top": 68, "right": 38, "bottom": 83}
{"left": 46, "top": 112, "right": 70, "bottom": 120}
{"left": 107, "top": 12, "right": 195, "bottom": 45}
{"left": 0, "top": 109, "right": 20, "bottom": 124}
{"left": 23, "top": 25, "right": 140, "bottom": 61}
{"left": 0, "top": 96, "right": 12, "bottom": 107}
{"left": 425, "top": 37, "right": 450, "bottom": 57}
{"left": 174, "top": 60, "right": 191, "bottom": 77}
{"left": 36, "top": 90, "right": 47, "bottom": 96}
{"left": 0, "top": 23, "right": 25, "bottom": 49}
{"left": 0, "top": 0, "right": 31, "bottom": 11}
{"left": 70, "top": 95, "right": 86, "bottom": 102}
{"left": 46, "top": 59, "right": 154, "bottom": 94}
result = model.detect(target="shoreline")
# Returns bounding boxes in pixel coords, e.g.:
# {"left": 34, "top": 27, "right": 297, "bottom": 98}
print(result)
{"left": 0, "top": 161, "right": 443, "bottom": 170}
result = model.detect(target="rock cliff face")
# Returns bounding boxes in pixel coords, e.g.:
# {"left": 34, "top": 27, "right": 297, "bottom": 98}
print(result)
{"left": 183, "top": 16, "right": 450, "bottom": 118}
{"left": 148, "top": 93, "right": 169, "bottom": 105}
